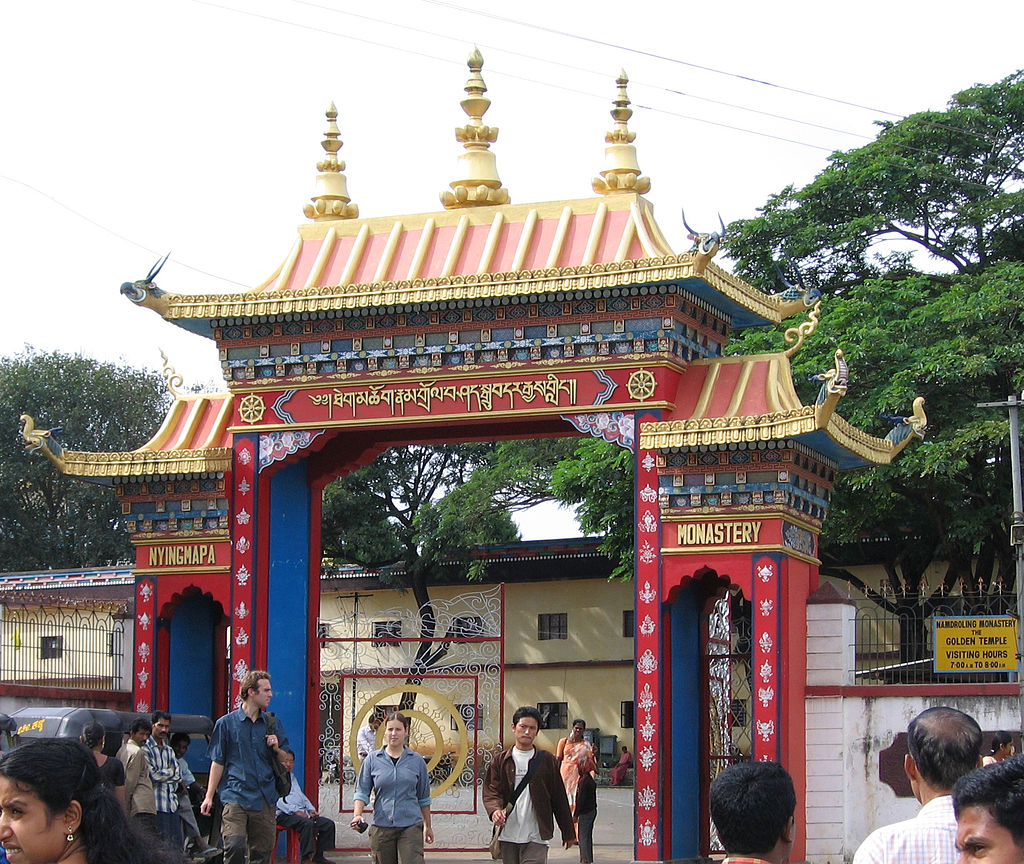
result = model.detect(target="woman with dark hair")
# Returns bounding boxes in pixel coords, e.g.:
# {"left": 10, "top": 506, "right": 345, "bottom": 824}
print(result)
{"left": 556, "top": 719, "right": 593, "bottom": 807}
{"left": 351, "top": 711, "right": 433, "bottom": 864}
{"left": 80, "top": 723, "right": 126, "bottom": 809}
{"left": 983, "top": 730, "right": 1015, "bottom": 765}
{"left": 0, "top": 738, "right": 178, "bottom": 864}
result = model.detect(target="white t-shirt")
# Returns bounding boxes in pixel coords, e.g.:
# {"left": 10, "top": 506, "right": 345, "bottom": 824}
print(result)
{"left": 501, "top": 747, "right": 545, "bottom": 846}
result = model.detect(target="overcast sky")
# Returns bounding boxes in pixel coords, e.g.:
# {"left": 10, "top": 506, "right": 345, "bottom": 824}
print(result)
{"left": 2, "top": 1, "right": 1020, "bottom": 536}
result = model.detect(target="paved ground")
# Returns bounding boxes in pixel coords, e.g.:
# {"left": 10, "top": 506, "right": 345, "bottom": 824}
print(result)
{"left": 322, "top": 786, "right": 635, "bottom": 864}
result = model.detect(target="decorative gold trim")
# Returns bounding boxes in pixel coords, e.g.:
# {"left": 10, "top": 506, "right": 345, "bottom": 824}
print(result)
{"left": 152, "top": 250, "right": 798, "bottom": 324}
{"left": 56, "top": 448, "right": 233, "bottom": 478}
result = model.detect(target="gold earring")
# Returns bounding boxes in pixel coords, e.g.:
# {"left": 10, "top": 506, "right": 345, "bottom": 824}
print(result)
{"left": 66, "top": 828, "right": 75, "bottom": 842}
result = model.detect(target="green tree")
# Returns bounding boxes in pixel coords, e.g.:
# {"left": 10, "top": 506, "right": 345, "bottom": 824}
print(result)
{"left": 725, "top": 71, "right": 1024, "bottom": 657}
{"left": 0, "top": 349, "right": 169, "bottom": 571}
{"left": 551, "top": 438, "right": 634, "bottom": 580}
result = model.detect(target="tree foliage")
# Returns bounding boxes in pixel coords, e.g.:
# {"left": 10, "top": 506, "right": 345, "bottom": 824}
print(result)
{"left": 551, "top": 438, "right": 635, "bottom": 580}
{"left": 0, "top": 349, "right": 169, "bottom": 571}
{"left": 725, "top": 71, "right": 1024, "bottom": 627}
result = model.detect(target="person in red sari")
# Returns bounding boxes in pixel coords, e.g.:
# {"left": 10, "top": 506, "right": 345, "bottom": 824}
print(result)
{"left": 609, "top": 746, "right": 633, "bottom": 786}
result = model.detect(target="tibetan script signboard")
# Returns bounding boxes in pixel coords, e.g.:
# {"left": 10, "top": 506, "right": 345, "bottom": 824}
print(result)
{"left": 933, "top": 616, "right": 1018, "bottom": 673}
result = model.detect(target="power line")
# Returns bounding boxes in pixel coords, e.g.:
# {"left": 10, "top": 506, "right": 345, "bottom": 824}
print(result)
{"left": 0, "top": 174, "right": 250, "bottom": 288}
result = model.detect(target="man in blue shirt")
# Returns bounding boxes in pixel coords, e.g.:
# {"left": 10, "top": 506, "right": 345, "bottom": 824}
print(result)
{"left": 145, "top": 710, "right": 183, "bottom": 850}
{"left": 201, "top": 670, "right": 290, "bottom": 864}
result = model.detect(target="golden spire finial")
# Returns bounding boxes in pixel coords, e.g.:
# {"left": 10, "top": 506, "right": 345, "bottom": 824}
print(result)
{"left": 440, "top": 48, "right": 510, "bottom": 210}
{"left": 593, "top": 70, "right": 650, "bottom": 196}
{"left": 304, "top": 102, "right": 359, "bottom": 222}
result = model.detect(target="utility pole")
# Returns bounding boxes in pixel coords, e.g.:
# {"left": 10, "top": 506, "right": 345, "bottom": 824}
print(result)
{"left": 978, "top": 392, "right": 1024, "bottom": 735}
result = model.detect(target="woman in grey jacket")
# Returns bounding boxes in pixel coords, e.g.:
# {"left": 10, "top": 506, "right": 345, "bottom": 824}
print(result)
{"left": 351, "top": 712, "right": 433, "bottom": 864}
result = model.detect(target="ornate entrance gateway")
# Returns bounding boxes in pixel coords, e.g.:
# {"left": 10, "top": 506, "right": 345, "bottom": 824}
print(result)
{"left": 21, "top": 52, "right": 925, "bottom": 863}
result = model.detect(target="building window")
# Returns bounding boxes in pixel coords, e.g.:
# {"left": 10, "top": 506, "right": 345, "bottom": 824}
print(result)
{"left": 373, "top": 620, "right": 401, "bottom": 647}
{"left": 40, "top": 635, "right": 63, "bottom": 660}
{"left": 452, "top": 615, "right": 483, "bottom": 639}
{"left": 538, "top": 613, "right": 567, "bottom": 641}
{"left": 621, "top": 700, "right": 635, "bottom": 728}
{"left": 452, "top": 703, "right": 483, "bottom": 731}
{"left": 107, "top": 632, "right": 116, "bottom": 657}
{"left": 622, "top": 609, "right": 635, "bottom": 638}
{"left": 537, "top": 702, "right": 568, "bottom": 729}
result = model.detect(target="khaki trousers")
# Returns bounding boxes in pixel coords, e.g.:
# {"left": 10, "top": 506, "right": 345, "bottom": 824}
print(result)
{"left": 221, "top": 801, "right": 277, "bottom": 864}
{"left": 368, "top": 823, "right": 424, "bottom": 864}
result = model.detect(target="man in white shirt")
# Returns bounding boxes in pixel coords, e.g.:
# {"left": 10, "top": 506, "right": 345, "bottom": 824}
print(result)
{"left": 276, "top": 751, "right": 336, "bottom": 864}
{"left": 853, "top": 706, "right": 982, "bottom": 864}
{"left": 355, "top": 715, "right": 381, "bottom": 761}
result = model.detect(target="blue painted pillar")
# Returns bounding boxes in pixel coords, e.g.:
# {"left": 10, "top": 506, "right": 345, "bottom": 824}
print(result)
{"left": 669, "top": 584, "right": 701, "bottom": 859}
{"left": 266, "top": 460, "right": 313, "bottom": 779}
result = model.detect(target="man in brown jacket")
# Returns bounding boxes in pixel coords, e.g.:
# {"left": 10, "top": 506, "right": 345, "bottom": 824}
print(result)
{"left": 484, "top": 706, "right": 575, "bottom": 864}
{"left": 117, "top": 716, "right": 158, "bottom": 837}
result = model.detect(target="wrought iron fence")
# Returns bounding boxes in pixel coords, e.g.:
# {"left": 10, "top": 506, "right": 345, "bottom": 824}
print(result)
{"left": 0, "top": 606, "right": 128, "bottom": 690}
{"left": 854, "top": 590, "right": 1017, "bottom": 685}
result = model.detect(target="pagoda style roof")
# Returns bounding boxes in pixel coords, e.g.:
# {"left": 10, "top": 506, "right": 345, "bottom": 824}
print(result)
{"left": 20, "top": 392, "right": 233, "bottom": 483}
{"left": 638, "top": 350, "right": 926, "bottom": 469}
{"left": 125, "top": 194, "right": 811, "bottom": 336}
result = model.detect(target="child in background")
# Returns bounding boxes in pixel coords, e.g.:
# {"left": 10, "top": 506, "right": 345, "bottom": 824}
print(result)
{"left": 574, "top": 753, "right": 598, "bottom": 864}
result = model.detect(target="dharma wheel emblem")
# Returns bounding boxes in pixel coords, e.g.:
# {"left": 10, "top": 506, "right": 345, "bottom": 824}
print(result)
{"left": 628, "top": 369, "right": 656, "bottom": 401}
{"left": 238, "top": 394, "right": 266, "bottom": 424}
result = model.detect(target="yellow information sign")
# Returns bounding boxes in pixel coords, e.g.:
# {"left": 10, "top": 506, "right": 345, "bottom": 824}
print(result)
{"left": 934, "top": 616, "right": 1018, "bottom": 672}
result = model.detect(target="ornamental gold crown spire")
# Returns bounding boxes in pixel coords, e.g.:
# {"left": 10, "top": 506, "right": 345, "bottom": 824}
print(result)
{"left": 304, "top": 102, "right": 359, "bottom": 221}
{"left": 592, "top": 71, "right": 650, "bottom": 196}
{"left": 440, "top": 48, "right": 510, "bottom": 209}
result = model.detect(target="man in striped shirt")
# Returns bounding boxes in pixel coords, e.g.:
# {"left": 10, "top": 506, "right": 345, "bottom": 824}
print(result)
{"left": 146, "top": 710, "right": 183, "bottom": 850}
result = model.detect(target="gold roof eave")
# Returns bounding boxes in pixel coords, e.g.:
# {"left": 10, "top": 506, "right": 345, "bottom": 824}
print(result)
{"left": 138, "top": 253, "right": 802, "bottom": 326}
{"left": 50, "top": 448, "right": 233, "bottom": 479}
{"left": 639, "top": 397, "right": 922, "bottom": 467}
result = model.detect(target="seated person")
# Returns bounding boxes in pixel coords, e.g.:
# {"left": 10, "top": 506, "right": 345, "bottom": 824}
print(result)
{"left": 276, "top": 751, "right": 336, "bottom": 864}
{"left": 609, "top": 746, "right": 633, "bottom": 786}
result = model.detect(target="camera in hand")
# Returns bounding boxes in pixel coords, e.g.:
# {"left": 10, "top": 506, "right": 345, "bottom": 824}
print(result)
{"left": 352, "top": 820, "right": 368, "bottom": 834}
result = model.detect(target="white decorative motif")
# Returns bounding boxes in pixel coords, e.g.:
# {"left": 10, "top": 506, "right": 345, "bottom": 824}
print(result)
{"left": 235, "top": 627, "right": 250, "bottom": 646}
{"left": 638, "top": 581, "right": 657, "bottom": 604}
{"left": 235, "top": 601, "right": 249, "bottom": 620}
{"left": 757, "top": 687, "right": 775, "bottom": 707}
{"left": 759, "top": 754, "right": 773, "bottom": 762}
{"left": 638, "top": 682, "right": 657, "bottom": 711}
{"left": 233, "top": 659, "right": 249, "bottom": 682}
{"left": 759, "top": 660, "right": 773, "bottom": 682}
{"left": 638, "top": 746, "right": 657, "bottom": 770}
{"left": 237, "top": 446, "right": 252, "bottom": 466}
{"left": 759, "top": 598, "right": 774, "bottom": 616}
{"left": 639, "top": 484, "right": 657, "bottom": 503}
{"left": 137, "top": 669, "right": 150, "bottom": 687}
{"left": 236, "top": 508, "right": 251, "bottom": 526}
{"left": 237, "top": 478, "right": 251, "bottom": 495}
{"left": 638, "top": 541, "right": 656, "bottom": 565}
{"left": 138, "top": 612, "right": 151, "bottom": 631}
{"left": 756, "top": 719, "right": 776, "bottom": 742}
{"left": 636, "top": 786, "right": 656, "bottom": 808}
{"left": 639, "top": 615, "right": 656, "bottom": 636}
{"left": 638, "top": 510, "right": 658, "bottom": 533}
{"left": 139, "top": 582, "right": 153, "bottom": 602}
{"left": 758, "top": 631, "right": 773, "bottom": 653}
{"left": 639, "top": 717, "right": 656, "bottom": 741}
{"left": 638, "top": 820, "right": 657, "bottom": 846}
{"left": 641, "top": 453, "right": 655, "bottom": 471}
{"left": 235, "top": 565, "right": 250, "bottom": 586}
{"left": 137, "top": 642, "right": 151, "bottom": 661}
{"left": 637, "top": 649, "right": 658, "bottom": 675}
{"left": 757, "top": 562, "right": 775, "bottom": 582}
{"left": 235, "top": 536, "right": 250, "bottom": 554}
{"left": 136, "top": 700, "right": 150, "bottom": 713}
